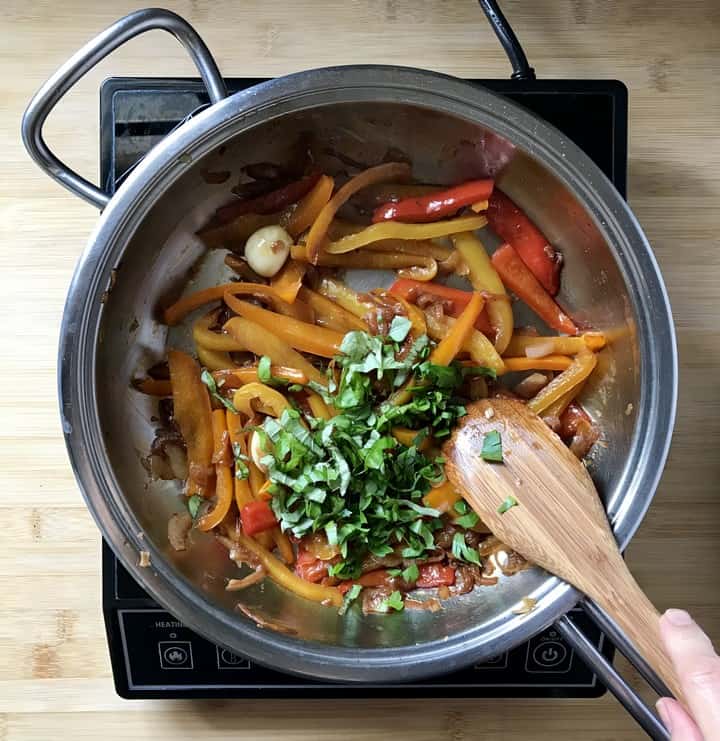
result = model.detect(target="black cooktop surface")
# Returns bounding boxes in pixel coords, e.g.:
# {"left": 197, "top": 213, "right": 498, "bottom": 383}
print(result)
{"left": 100, "top": 75, "right": 626, "bottom": 699}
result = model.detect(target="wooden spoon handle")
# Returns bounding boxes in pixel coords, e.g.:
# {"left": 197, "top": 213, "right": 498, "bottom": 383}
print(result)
{"left": 578, "top": 550, "right": 684, "bottom": 704}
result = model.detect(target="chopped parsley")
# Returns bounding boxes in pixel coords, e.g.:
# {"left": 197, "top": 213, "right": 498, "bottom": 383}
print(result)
{"left": 480, "top": 430, "right": 503, "bottom": 462}
{"left": 453, "top": 499, "right": 480, "bottom": 529}
{"left": 338, "top": 584, "right": 363, "bottom": 615}
{"left": 497, "top": 495, "right": 519, "bottom": 514}
{"left": 200, "top": 369, "right": 238, "bottom": 413}
{"left": 379, "top": 590, "right": 405, "bottom": 612}
{"left": 451, "top": 532, "right": 481, "bottom": 566}
{"left": 388, "top": 563, "right": 420, "bottom": 583}
{"left": 260, "top": 328, "right": 495, "bottom": 580}
{"left": 187, "top": 493, "right": 204, "bottom": 520}
{"left": 232, "top": 442, "right": 250, "bottom": 480}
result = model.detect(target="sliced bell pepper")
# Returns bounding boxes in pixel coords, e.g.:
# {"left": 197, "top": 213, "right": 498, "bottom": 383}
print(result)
{"left": 197, "top": 410, "right": 234, "bottom": 531}
{"left": 504, "top": 332, "right": 606, "bottom": 357}
{"left": 527, "top": 351, "right": 597, "bottom": 416}
{"left": 542, "top": 381, "right": 586, "bottom": 420}
{"left": 285, "top": 174, "right": 334, "bottom": 238}
{"left": 502, "top": 355, "right": 573, "bottom": 373}
{"left": 224, "top": 294, "right": 345, "bottom": 358}
{"left": 226, "top": 413, "right": 255, "bottom": 510}
{"left": 487, "top": 190, "right": 562, "bottom": 295}
{"left": 307, "top": 391, "right": 333, "bottom": 420}
{"left": 196, "top": 346, "right": 234, "bottom": 372}
{"left": 429, "top": 291, "right": 484, "bottom": 366}
{"left": 324, "top": 214, "right": 488, "bottom": 255}
{"left": 197, "top": 212, "right": 279, "bottom": 250}
{"left": 363, "top": 238, "right": 453, "bottom": 261}
{"left": 317, "top": 277, "right": 374, "bottom": 319}
{"left": 233, "top": 382, "right": 291, "bottom": 419}
{"left": 270, "top": 259, "right": 307, "bottom": 304}
{"left": 491, "top": 243, "right": 578, "bottom": 335}
{"left": 214, "top": 365, "right": 308, "bottom": 388}
{"left": 193, "top": 311, "right": 244, "bottom": 352}
{"left": 167, "top": 350, "right": 214, "bottom": 497}
{"left": 235, "top": 532, "right": 343, "bottom": 606}
{"left": 290, "top": 244, "right": 438, "bottom": 281}
{"left": 305, "top": 162, "right": 411, "bottom": 263}
{"left": 372, "top": 178, "right": 494, "bottom": 223}
{"left": 240, "top": 500, "right": 278, "bottom": 536}
{"left": 133, "top": 378, "right": 173, "bottom": 396}
{"left": 391, "top": 427, "right": 430, "bottom": 451}
{"left": 163, "top": 281, "right": 305, "bottom": 326}
{"left": 452, "top": 232, "right": 513, "bottom": 354}
{"left": 416, "top": 563, "right": 456, "bottom": 588}
{"left": 223, "top": 316, "right": 327, "bottom": 385}
{"left": 214, "top": 171, "right": 321, "bottom": 226}
{"left": 350, "top": 182, "right": 439, "bottom": 210}
{"left": 297, "top": 287, "right": 368, "bottom": 333}
{"left": 422, "top": 481, "right": 462, "bottom": 513}
{"left": 389, "top": 278, "right": 493, "bottom": 336}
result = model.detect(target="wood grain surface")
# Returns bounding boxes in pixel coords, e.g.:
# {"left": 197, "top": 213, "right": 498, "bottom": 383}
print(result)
{"left": 1, "top": 1, "right": 718, "bottom": 739}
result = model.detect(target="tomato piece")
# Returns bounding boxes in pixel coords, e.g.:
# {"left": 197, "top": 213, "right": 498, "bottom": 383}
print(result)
{"left": 240, "top": 500, "right": 278, "bottom": 536}
{"left": 416, "top": 563, "right": 456, "bottom": 588}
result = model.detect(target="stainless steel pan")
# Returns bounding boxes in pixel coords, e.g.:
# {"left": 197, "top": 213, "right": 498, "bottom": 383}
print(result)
{"left": 22, "top": 8, "right": 677, "bottom": 736}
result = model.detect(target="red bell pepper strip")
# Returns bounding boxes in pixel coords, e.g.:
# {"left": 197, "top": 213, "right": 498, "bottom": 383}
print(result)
{"left": 294, "top": 548, "right": 330, "bottom": 583}
{"left": 388, "top": 278, "right": 493, "bottom": 336}
{"left": 491, "top": 243, "right": 578, "bottom": 335}
{"left": 373, "top": 178, "right": 495, "bottom": 223}
{"left": 416, "top": 563, "right": 456, "bottom": 588}
{"left": 214, "top": 171, "right": 321, "bottom": 225}
{"left": 240, "top": 500, "right": 278, "bottom": 536}
{"left": 487, "top": 190, "right": 562, "bottom": 295}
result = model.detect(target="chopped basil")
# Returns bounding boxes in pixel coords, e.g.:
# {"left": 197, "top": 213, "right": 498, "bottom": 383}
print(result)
{"left": 455, "top": 511, "right": 480, "bottom": 529}
{"left": 257, "top": 355, "right": 273, "bottom": 384}
{"left": 200, "top": 369, "right": 238, "bottom": 413}
{"left": 388, "top": 315, "right": 412, "bottom": 342}
{"left": 232, "top": 442, "right": 250, "bottom": 480}
{"left": 497, "top": 495, "right": 519, "bottom": 515}
{"left": 480, "top": 430, "right": 503, "bottom": 462}
{"left": 402, "top": 563, "right": 419, "bottom": 583}
{"left": 453, "top": 499, "right": 469, "bottom": 515}
{"left": 187, "top": 494, "right": 204, "bottom": 520}
{"left": 380, "top": 590, "right": 405, "bottom": 612}
{"left": 338, "top": 583, "right": 363, "bottom": 616}
{"left": 451, "top": 532, "right": 481, "bottom": 565}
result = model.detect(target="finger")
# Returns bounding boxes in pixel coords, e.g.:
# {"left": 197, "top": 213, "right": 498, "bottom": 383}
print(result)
{"left": 660, "top": 609, "right": 720, "bottom": 740}
{"left": 656, "top": 698, "right": 704, "bottom": 741}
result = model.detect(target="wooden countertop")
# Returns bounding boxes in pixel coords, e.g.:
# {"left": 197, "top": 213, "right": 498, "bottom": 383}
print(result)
{"left": 2, "top": 2, "right": 718, "bottom": 739}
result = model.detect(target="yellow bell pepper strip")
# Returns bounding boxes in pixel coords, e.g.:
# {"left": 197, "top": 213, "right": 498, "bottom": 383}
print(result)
{"left": 543, "top": 381, "right": 587, "bottom": 420}
{"left": 133, "top": 378, "right": 173, "bottom": 396}
{"left": 363, "top": 238, "right": 453, "bottom": 262}
{"left": 233, "top": 382, "right": 291, "bottom": 418}
{"left": 317, "top": 277, "right": 374, "bottom": 319}
{"left": 197, "top": 212, "right": 279, "bottom": 249}
{"left": 272, "top": 527, "right": 296, "bottom": 565}
{"left": 224, "top": 294, "right": 345, "bottom": 358}
{"left": 270, "top": 259, "right": 307, "bottom": 304}
{"left": 430, "top": 291, "right": 484, "bottom": 366}
{"left": 452, "top": 231, "right": 514, "bottom": 355}
{"left": 502, "top": 355, "right": 574, "bottom": 374}
{"left": 424, "top": 311, "right": 505, "bottom": 375}
{"left": 168, "top": 350, "right": 214, "bottom": 497}
{"left": 290, "top": 244, "right": 439, "bottom": 281}
{"left": 163, "top": 281, "right": 305, "bottom": 326}
{"left": 234, "top": 532, "right": 343, "bottom": 607}
{"left": 503, "top": 332, "right": 607, "bottom": 357}
{"left": 193, "top": 312, "right": 245, "bottom": 352}
{"left": 324, "top": 214, "right": 487, "bottom": 255}
{"left": 197, "top": 346, "right": 235, "bottom": 372}
{"left": 422, "top": 481, "right": 462, "bottom": 513}
{"left": 226, "top": 413, "right": 255, "bottom": 510}
{"left": 285, "top": 174, "right": 335, "bottom": 238}
{"left": 297, "top": 287, "right": 368, "bottom": 333}
{"left": 214, "top": 365, "right": 309, "bottom": 388}
{"left": 491, "top": 243, "right": 578, "bottom": 335}
{"left": 223, "top": 317, "right": 327, "bottom": 385}
{"left": 197, "top": 410, "right": 235, "bottom": 532}
{"left": 305, "top": 162, "right": 411, "bottom": 263}
{"left": 307, "top": 391, "right": 334, "bottom": 420}
{"left": 391, "top": 427, "right": 430, "bottom": 451}
{"left": 527, "top": 351, "right": 598, "bottom": 416}
{"left": 245, "top": 459, "right": 274, "bottom": 550}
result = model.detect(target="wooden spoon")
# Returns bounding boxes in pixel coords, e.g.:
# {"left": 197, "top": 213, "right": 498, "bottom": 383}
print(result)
{"left": 444, "top": 397, "right": 684, "bottom": 703}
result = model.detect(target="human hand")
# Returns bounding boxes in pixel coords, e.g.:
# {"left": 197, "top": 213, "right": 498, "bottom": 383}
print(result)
{"left": 657, "top": 609, "right": 720, "bottom": 740}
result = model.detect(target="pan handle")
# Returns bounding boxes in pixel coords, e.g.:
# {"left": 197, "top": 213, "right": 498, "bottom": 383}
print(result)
{"left": 555, "top": 606, "right": 670, "bottom": 740}
{"left": 21, "top": 8, "right": 227, "bottom": 210}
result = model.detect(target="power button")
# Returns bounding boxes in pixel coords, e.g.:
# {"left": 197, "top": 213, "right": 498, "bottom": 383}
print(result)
{"left": 525, "top": 631, "right": 573, "bottom": 673}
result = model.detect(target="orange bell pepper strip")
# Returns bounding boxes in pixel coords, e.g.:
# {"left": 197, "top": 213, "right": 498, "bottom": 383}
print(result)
{"left": 197, "top": 212, "right": 279, "bottom": 250}
{"left": 197, "top": 410, "right": 234, "bottom": 532}
{"left": 388, "top": 278, "right": 493, "bottom": 336}
{"left": 196, "top": 346, "right": 235, "bottom": 372}
{"left": 503, "top": 332, "right": 607, "bottom": 357}
{"left": 226, "top": 413, "right": 255, "bottom": 510}
{"left": 362, "top": 238, "right": 453, "bottom": 262}
{"left": 491, "top": 243, "right": 578, "bottom": 335}
{"left": 133, "top": 378, "right": 173, "bottom": 396}
{"left": 224, "top": 294, "right": 344, "bottom": 358}
{"left": 291, "top": 244, "right": 439, "bottom": 281}
{"left": 193, "top": 311, "right": 245, "bottom": 352}
{"left": 305, "top": 162, "right": 411, "bottom": 263}
{"left": 324, "top": 214, "right": 488, "bottom": 255}
{"left": 168, "top": 350, "right": 214, "bottom": 497}
{"left": 270, "top": 260, "right": 307, "bottom": 304}
{"left": 235, "top": 532, "right": 343, "bottom": 607}
{"left": 223, "top": 317, "right": 327, "bottom": 385}
{"left": 213, "top": 365, "right": 309, "bottom": 388}
{"left": 317, "top": 277, "right": 374, "bottom": 319}
{"left": 527, "top": 351, "right": 597, "bottom": 416}
{"left": 422, "top": 481, "right": 462, "bottom": 513}
{"left": 233, "top": 382, "right": 290, "bottom": 418}
{"left": 429, "top": 292, "right": 485, "bottom": 366}
{"left": 502, "top": 355, "right": 573, "bottom": 373}
{"left": 297, "top": 287, "right": 368, "bottom": 332}
{"left": 163, "top": 281, "right": 304, "bottom": 326}
{"left": 307, "top": 391, "right": 334, "bottom": 420}
{"left": 285, "top": 174, "right": 334, "bottom": 238}
{"left": 452, "top": 232, "right": 513, "bottom": 354}
{"left": 391, "top": 427, "right": 430, "bottom": 451}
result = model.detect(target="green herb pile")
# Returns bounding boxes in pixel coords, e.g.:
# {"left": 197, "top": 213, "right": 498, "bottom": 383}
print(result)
{"left": 257, "top": 317, "right": 494, "bottom": 580}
